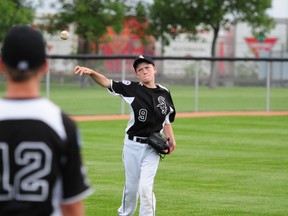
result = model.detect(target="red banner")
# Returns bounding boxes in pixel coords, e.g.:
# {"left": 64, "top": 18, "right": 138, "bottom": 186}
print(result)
{"left": 245, "top": 38, "right": 278, "bottom": 57}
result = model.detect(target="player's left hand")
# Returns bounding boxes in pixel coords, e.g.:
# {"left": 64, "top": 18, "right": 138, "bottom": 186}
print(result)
{"left": 165, "top": 138, "right": 174, "bottom": 154}
{"left": 147, "top": 132, "right": 174, "bottom": 155}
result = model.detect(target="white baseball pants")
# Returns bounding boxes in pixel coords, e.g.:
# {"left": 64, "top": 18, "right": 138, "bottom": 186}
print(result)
{"left": 118, "top": 137, "right": 160, "bottom": 216}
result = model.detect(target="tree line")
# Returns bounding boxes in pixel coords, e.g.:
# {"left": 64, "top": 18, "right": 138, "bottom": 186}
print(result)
{"left": 0, "top": 0, "right": 275, "bottom": 87}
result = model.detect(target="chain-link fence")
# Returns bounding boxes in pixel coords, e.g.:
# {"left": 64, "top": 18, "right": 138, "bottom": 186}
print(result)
{"left": 1, "top": 55, "right": 287, "bottom": 115}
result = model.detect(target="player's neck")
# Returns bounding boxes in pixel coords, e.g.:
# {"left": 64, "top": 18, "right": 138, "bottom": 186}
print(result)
{"left": 142, "top": 80, "right": 157, "bottom": 89}
{"left": 143, "top": 83, "right": 157, "bottom": 89}
{"left": 5, "top": 79, "right": 40, "bottom": 99}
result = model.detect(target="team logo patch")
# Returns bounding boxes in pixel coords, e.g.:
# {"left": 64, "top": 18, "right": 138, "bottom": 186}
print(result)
{"left": 122, "top": 80, "right": 131, "bottom": 85}
{"left": 157, "top": 96, "right": 168, "bottom": 115}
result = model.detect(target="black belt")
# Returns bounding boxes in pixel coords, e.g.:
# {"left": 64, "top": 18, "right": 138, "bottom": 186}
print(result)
{"left": 128, "top": 135, "right": 148, "bottom": 143}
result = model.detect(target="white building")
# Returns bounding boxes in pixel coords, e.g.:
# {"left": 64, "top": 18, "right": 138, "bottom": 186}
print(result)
{"left": 154, "top": 18, "right": 288, "bottom": 80}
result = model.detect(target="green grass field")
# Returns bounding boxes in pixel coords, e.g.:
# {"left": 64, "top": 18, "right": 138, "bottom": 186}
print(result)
{"left": 79, "top": 116, "right": 288, "bottom": 216}
{"left": 0, "top": 82, "right": 287, "bottom": 114}
{"left": 39, "top": 84, "right": 288, "bottom": 115}
{"left": 1, "top": 79, "right": 287, "bottom": 214}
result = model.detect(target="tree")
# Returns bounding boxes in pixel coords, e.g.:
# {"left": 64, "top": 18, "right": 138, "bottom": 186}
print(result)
{"left": 145, "top": 0, "right": 275, "bottom": 87}
{"left": 42, "top": 0, "right": 127, "bottom": 54}
{"left": 0, "top": 0, "right": 35, "bottom": 41}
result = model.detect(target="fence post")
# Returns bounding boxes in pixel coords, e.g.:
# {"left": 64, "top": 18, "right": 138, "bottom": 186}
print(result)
{"left": 266, "top": 61, "right": 271, "bottom": 112}
{"left": 194, "top": 61, "right": 199, "bottom": 112}
{"left": 46, "top": 60, "right": 51, "bottom": 98}
{"left": 121, "top": 59, "right": 126, "bottom": 115}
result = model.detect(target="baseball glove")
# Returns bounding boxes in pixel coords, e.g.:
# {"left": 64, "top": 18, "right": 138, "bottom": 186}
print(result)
{"left": 147, "top": 132, "right": 174, "bottom": 156}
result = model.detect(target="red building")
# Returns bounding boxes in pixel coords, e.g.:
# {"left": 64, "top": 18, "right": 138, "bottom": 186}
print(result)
{"left": 99, "top": 17, "right": 155, "bottom": 73}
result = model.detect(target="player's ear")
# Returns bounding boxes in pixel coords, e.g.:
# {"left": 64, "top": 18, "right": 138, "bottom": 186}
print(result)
{"left": 153, "top": 65, "right": 157, "bottom": 75}
{"left": 0, "top": 58, "right": 7, "bottom": 74}
{"left": 40, "top": 59, "right": 49, "bottom": 75}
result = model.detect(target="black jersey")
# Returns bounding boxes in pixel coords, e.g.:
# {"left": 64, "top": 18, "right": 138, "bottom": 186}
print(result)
{"left": 0, "top": 98, "right": 93, "bottom": 216}
{"left": 109, "top": 81, "right": 176, "bottom": 137}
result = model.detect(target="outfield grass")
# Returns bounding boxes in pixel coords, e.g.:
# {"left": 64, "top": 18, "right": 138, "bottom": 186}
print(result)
{"left": 0, "top": 82, "right": 287, "bottom": 114}
{"left": 37, "top": 84, "right": 288, "bottom": 115}
{"left": 79, "top": 116, "right": 288, "bottom": 216}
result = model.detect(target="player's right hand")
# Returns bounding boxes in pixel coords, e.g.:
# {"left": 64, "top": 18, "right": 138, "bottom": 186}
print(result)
{"left": 74, "top": 66, "right": 94, "bottom": 76}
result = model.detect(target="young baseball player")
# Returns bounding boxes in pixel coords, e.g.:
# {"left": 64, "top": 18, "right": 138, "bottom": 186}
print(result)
{"left": 74, "top": 55, "right": 176, "bottom": 216}
{"left": 0, "top": 25, "right": 93, "bottom": 216}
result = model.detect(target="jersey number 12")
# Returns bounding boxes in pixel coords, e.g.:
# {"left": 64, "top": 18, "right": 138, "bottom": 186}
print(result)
{"left": 0, "top": 142, "right": 52, "bottom": 201}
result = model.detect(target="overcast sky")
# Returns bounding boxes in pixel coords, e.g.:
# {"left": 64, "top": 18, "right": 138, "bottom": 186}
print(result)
{"left": 267, "top": 0, "right": 288, "bottom": 18}
{"left": 36, "top": 0, "right": 288, "bottom": 18}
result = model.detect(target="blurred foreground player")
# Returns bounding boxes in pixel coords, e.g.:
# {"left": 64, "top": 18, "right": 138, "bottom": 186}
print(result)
{"left": 0, "top": 25, "right": 93, "bottom": 216}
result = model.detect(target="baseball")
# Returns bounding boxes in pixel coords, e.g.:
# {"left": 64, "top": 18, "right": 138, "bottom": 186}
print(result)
{"left": 60, "top": 30, "right": 69, "bottom": 40}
